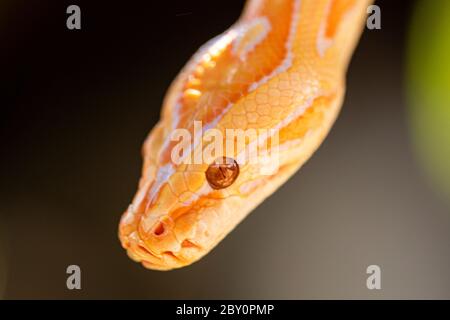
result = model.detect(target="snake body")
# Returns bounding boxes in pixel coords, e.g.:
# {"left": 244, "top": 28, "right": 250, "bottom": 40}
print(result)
{"left": 119, "top": 0, "right": 372, "bottom": 270}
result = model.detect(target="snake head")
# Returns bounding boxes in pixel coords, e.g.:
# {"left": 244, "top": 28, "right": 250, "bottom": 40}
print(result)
{"left": 118, "top": 119, "right": 290, "bottom": 270}
{"left": 119, "top": 0, "right": 371, "bottom": 270}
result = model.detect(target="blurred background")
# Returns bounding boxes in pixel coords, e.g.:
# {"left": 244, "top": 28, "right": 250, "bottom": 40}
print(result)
{"left": 1, "top": 0, "right": 450, "bottom": 299}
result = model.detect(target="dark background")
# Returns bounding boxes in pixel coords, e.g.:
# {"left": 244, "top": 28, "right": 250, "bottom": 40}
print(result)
{"left": 2, "top": 0, "right": 450, "bottom": 299}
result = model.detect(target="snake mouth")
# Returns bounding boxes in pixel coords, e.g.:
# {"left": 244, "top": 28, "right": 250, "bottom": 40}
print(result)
{"left": 118, "top": 184, "right": 222, "bottom": 270}
{"left": 119, "top": 210, "right": 205, "bottom": 271}
{"left": 120, "top": 231, "right": 198, "bottom": 271}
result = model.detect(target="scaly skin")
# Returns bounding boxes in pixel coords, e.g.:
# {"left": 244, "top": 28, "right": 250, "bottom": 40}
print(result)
{"left": 119, "top": 0, "right": 373, "bottom": 270}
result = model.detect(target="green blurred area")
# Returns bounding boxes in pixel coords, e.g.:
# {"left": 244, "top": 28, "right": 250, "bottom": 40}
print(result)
{"left": 408, "top": 0, "right": 450, "bottom": 201}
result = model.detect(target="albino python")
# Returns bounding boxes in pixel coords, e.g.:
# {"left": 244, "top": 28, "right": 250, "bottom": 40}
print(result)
{"left": 119, "top": 0, "right": 373, "bottom": 270}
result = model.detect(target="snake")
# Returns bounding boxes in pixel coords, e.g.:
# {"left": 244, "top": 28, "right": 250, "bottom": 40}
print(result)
{"left": 119, "top": 0, "right": 373, "bottom": 270}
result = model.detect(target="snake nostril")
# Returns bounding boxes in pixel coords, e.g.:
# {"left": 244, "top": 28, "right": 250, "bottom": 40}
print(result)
{"left": 153, "top": 222, "right": 166, "bottom": 236}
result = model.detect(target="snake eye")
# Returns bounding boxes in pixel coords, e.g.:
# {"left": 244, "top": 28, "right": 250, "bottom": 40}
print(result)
{"left": 206, "top": 157, "right": 240, "bottom": 190}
